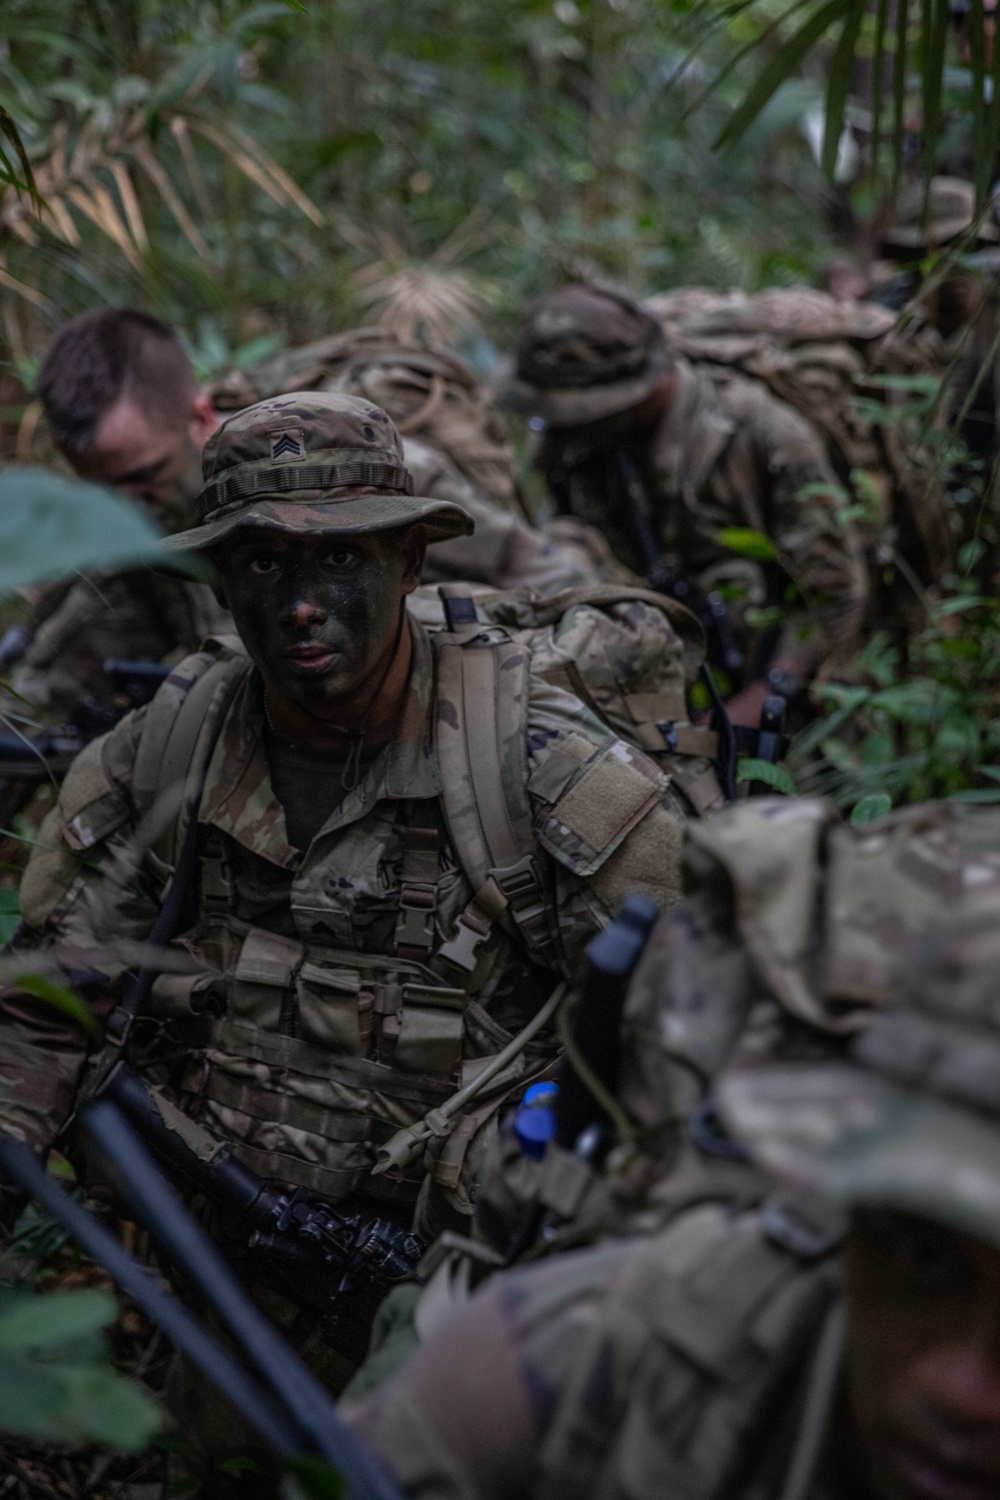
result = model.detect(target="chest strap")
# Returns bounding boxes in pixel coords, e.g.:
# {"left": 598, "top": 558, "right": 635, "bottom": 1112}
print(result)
{"left": 394, "top": 809, "right": 441, "bottom": 958}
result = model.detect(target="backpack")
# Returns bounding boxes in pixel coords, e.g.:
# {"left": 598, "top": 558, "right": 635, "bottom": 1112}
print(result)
{"left": 207, "top": 327, "right": 523, "bottom": 517}
{"left": 645, "top": 286, "right": 954, "bottom": 589}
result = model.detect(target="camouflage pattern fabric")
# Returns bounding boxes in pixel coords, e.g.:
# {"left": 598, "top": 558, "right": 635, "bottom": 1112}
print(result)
{"left": 497, "top": 286, "right": 870, "bottom": 678}
{"left": 6, "top": 568, "right": 224, "bottom": 721}
{"left": 165, "top": 389, "right": 473, "bottom": 553}
{"left": 534, "top": 354, "right": 869, "bottom": 677}
{"left": 5, "top": 614, "right": 689, "bottom": 1234}
{"left": 347, "top": 800, "right": 1000, "bottom": 1500}
{"left": 475, "top": 795, "right": 1000, "bottom": 1260}
{"left": 646, "top": 286, "right": 954, "bottom": 631}
{"left": 206, "top": 326, "right": 635, "bottom": 594}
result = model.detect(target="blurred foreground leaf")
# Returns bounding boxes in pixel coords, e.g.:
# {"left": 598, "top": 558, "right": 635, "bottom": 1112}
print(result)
{"left": 0, "top": 1289, "right": 159, "bottom": 1449}
{"left": 0, "top": 469, "right": 194, "bottom": 599}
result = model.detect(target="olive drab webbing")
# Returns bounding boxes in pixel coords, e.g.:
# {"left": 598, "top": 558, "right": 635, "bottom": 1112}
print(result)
{"left": 207, "top": 327, "right": 524, "bottom": 518}
{"left": 644, "top": 287, "right": 954, "bottom": 594}
{"left": 115, "top": 585, "right": 714, "bottom": 1205}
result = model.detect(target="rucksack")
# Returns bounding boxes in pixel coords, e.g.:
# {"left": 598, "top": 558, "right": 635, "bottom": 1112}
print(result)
{"left": 645, "top": 287, "right": 954, "bottom": 589}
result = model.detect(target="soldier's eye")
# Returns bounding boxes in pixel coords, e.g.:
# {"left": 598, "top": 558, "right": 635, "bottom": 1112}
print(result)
{"left": 326, "top": 548, "right": 356, "bottom": 568}
{"left": 249, "top": 556, "right": 280, "bottom": 576}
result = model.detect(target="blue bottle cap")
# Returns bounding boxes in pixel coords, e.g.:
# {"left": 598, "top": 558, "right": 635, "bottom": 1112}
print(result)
{"left": 514, "top": 1106, "right": 556, "bottom": 1161}
{"left": 523, "top": 1081, "right": 558, "bottom": 1107}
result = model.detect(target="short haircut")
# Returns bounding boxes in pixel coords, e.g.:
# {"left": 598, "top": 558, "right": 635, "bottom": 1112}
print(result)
{"left": 37, "top": 308, "right": 197, "bottom": 453}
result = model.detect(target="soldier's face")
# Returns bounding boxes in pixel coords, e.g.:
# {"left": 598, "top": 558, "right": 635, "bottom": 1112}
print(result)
{"left": 69, "top": 392, "right": 220, "bottom": 532}
{"left": 215, "top": 525, "right": 425, "bottom": 711}
{"left": 844, "top": 1208, "right": 1000, "bottom": 1500}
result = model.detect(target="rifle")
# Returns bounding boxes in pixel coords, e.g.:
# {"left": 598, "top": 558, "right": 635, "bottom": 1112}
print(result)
{"left": 0, "top": 1111, "right": 406, "bottom": 1500}
{"left": 0, "top": 659, "right": 171, "bottom": 833}
{"left": 95, "top": 1060, "right": 425, "bottom": 1364}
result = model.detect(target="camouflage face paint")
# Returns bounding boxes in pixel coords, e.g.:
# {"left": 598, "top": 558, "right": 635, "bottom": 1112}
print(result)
{"left": 215, "top": 526, "right": 418, "bottom": 714}
{"left": 843, "top": 1208, "right": 1000, "bottom": 1500}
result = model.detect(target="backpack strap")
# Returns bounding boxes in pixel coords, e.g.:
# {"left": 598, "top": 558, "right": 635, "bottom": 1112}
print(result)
{"left": 132, "top": 641, "right": 251, "bottom": 873}
{"left": 433, "top": 585, "right": 556, "bottom": 974}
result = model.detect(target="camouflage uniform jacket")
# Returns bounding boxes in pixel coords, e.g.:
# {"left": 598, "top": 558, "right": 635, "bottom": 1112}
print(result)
{"left": 539, "top": 357, "right": 869, "bottom": 675}
{"left": 349, "top": 1169, "right": 845, "bottom": 1500}
{"left": 8, "top": 569, "right": 225, "bottom": 722}
{"left": 8, "top": 614, "right": 685, "bottom": 1227}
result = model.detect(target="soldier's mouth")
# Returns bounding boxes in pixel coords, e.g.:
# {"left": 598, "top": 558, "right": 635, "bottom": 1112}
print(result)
{"left": 284, "top": 642, "right": 340, "bottom": 674}
{"left": 892, "top": 1440, "right": 1000, "bottom": 1500}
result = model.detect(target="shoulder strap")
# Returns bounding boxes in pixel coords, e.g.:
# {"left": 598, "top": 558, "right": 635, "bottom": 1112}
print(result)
{"left": 132, "top": 642, "right": 250, "bottom": 869}
{"left": 433, "top": 585, "right": 556, "bottom": 971}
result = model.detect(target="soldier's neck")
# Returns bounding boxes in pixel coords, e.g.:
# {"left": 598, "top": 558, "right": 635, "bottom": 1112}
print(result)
{"left": 262, "top": 619, "right": 413, "bottom": 750}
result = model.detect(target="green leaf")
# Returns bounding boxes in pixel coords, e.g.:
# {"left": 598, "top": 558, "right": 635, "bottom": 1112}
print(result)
{"left": 280, "top": 0, "right": 309, "bottom": 9}
{"left": 0, "top": 887, "right": 19, "bottom": 949}
{"left": 44, "top": 1362, "right": 160, "bottom": 1450}
{"left": 8, "top": 973, "right": 102, "bottom": 1040}
{"left": 0, "top": 470, "right": 193, "bottom": 600}
{"left": 0, "top": 1290, "right": 117, "bottom": 1355}
{"left": 717, "top": 527, "right": 778, "bottom": 562}
{"left": 850, "top": 792, "right": 893, "bottom": 825}
{"left": 713, "top": 0, "right": 846, "bottom": 153}
{"left": 283, "top": 1456, "right": 346, "bottom": 1500}
{"left": 920, "top": 0, "right": 951, "bottom": 190}
{"left": 735, "top": 760, "right": 796, "bottom": 794}
{"left": 948, "top": 788, "right": 1000, "bottom": 802}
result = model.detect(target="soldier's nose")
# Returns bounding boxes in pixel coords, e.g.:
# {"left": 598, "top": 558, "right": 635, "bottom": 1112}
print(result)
{"left": 284, "top": 598, "right": 327, "bottom": 629}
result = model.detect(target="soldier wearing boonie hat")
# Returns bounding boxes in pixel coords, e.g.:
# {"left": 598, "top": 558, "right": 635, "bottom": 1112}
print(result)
{"left": 494, "top": 283, "right": 868, "bottom": 727}
{"left": 0, "top": 389, "right": 691, "bottom": 1411}
{"left": 348, "top": 800, "right": 1000, "bottom": 1500}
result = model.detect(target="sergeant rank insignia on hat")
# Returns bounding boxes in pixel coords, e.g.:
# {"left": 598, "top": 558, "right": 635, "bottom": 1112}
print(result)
{"left": 270, "top": 428, "right": 305, "bottom": 461}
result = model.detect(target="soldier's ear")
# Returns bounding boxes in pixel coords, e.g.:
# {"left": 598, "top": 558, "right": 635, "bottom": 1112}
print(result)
{"left": 400, "top": 524, "right": 427, "bottom": 594}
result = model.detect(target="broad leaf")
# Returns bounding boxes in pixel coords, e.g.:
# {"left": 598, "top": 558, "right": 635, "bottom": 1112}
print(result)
{"left": 0, "top": 469, "right": 186, "bottom": 599}
{"left": 0, "top": 1289, "right": 117, "bottom": 1355}
{"left": 850, "top": 792, "right": 893, "bottom": 825}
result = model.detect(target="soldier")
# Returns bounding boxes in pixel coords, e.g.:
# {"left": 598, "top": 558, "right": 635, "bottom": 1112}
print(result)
{"left": 348, "top": 818, "right": 1000, "bottom": 1500}
{"left": 6, "top": 309, "right": 226, "bottom": 723}
{"left": 0, "top": 390, "right": 688, "bottom": 1377}
{"left": 210, "top": 325, "right": 634, "bottom": 597}
{"left": 494, "top": 284, "right": 870, "bottom": 724}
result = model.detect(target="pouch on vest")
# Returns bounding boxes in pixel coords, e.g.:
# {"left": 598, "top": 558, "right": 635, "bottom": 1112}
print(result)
{"left": 395, "top": 984, "right": 465, "bottom": 1078}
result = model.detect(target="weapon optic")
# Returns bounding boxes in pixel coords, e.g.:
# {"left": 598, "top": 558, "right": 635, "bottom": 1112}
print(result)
{"left": 98, "top": 1061, "right": 425, "bottom": 1364}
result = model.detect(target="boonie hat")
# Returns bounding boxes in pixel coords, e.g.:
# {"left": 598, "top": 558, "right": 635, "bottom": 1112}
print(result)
{"left": 883, "top": 175, "right": 1000, "bottom": 250}
{"left": 720, "top": 889, "right": 1000, "bottom": 1247}
{"left": 493, "top": 284, "right": 674, "bottom": 429}
{"left": 164, "top": 390, "right": 474, "bottom": 554}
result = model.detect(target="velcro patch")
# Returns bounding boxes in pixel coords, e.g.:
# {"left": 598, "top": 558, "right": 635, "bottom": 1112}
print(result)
{"left": 537, "top": 741, "right": 666, "bottom": 877}
{"left": 556, "top": 749, "right": 659, "bottom": 850}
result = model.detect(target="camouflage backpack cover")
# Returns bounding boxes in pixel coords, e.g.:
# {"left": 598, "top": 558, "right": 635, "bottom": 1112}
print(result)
{"left": 208, "top": 327, "right": 523, "bottom": 517}
{"left": 644, "top": 287, "right": 953, "bottom": 592}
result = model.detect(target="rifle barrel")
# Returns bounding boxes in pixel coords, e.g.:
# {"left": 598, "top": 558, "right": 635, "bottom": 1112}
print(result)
{"left": 84, "top": 1102, "right": 407, "bottom": 1500}
{"left": 0, "top": 1137, "right": 302, "bottom": 1457}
